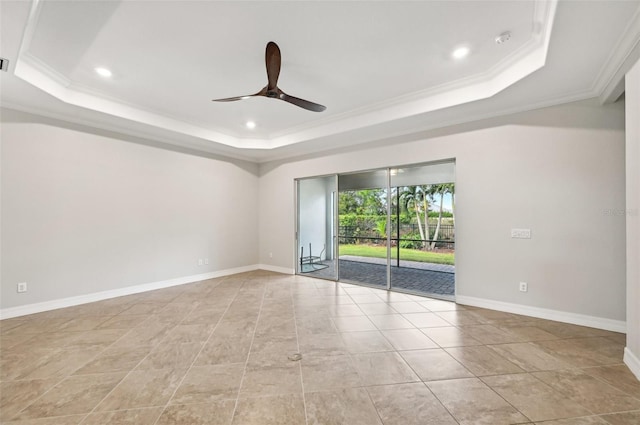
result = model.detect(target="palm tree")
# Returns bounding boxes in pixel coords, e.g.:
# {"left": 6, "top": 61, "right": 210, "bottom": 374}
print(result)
{"left": 399, "top": 186, "right": 429, "bottom": 247}
{"left": 449, "top": 183, "right": 455, "bottom": 228}
{"left": 420, "top": 185, "right": 431, "bottom": 247}
{"left": 429, "top": 183, "right": 454, "bottom": 249}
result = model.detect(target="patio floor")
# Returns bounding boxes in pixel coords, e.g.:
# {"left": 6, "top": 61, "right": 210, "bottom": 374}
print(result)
{"left": 301, "top": 255, "right": 455, "bottom": 298}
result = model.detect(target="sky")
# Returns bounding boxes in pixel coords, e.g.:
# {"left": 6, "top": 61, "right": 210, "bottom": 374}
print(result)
{"left": 436, "top": 192, "right": 454, "bottom": 213}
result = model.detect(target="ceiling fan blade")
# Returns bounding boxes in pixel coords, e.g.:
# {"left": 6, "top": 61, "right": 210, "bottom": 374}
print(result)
{"left": 212, "top": 95, "right": 255, "bottom": 102}
{"left": 212, "top": 43, "right": 326, "bottom": 112}
{"left": 279, "top": 91, "right": 326, "bottom": 112}
{"left": 266, "top": 41, "right": 281, "bottom": 90}
{"left": 212, "top": 87, "right": 267, "bottom": 102}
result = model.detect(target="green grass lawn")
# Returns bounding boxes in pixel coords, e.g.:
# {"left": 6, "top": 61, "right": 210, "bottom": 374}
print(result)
{"left": 339, "top": 244, "right": 455, "bottom": 265}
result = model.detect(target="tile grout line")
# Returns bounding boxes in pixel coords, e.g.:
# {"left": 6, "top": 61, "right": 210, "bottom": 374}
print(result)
{"left": 70, "top": 280, "right": 222, "bottom": 421}
{"left": 373, "top": 287, "right": 464, "bottom": 424}
{"left": 148, "top": 277, "right": 242, "bottom": 425}
{"left": 418, "top": 383, "right": 462, "bottom": 425}
{"left": 580, "top": 366, "right": 640, "bottom": 402}
{"left": 390, "top": 332, "right": 465, "bottom": 425}
{"left": 228, "top": 277, "right": 268, "bottom": 423}
{"left": 3, "top": 312, "right": 129, "bottom": 409}
{"left": 6, "top": 298, "right": 193, "bottom": 423}
{"left": 435, "top": 323, "right": 551, "bottom": 423}
{"left": 350, "top": 282, "right": 523, "bottom": 425}
{"left": 291, "top": 278, "right": 310, "bottom": 425}
{"left": 520, "top": 369, "right": 603, "bottom": 419}
{"left": 75, "top": 288, "right": 205, "bottom": 424}
{"left": 344, "top": 284, "right": 400, "bottom": 425}
{"left": 347, "top": 282, "right": 468, "bottom": 424}
{"left": 476, "top": 372, "right": 539, "bottom": 423}
{"left": 4, "top": 272, "right": 634, "bottom": 425}
{"left": 6, "top": 354, "right": 81, "bottom": 421}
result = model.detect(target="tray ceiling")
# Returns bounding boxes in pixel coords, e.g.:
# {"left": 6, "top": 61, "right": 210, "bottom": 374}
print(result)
{"left": 1, "top": 1, "right": 639, "bottom": 162}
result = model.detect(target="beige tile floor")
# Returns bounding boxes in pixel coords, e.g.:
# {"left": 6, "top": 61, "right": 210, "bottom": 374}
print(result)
{"left": 1, "top": 270, "right": 639, "bottom": 425}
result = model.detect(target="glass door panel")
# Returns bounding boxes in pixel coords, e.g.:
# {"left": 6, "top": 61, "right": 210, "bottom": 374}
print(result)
{"left": 296, "top": 176, "right": 338, "bottom": 280}
{"left": 390, "top": 162, "right": 456, "bottom": 299}
{"left": 337, "top": 170, "right": 389, "bottom": 288}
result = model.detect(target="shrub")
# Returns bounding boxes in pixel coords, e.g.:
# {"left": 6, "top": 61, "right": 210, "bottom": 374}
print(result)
{"left": 428, "top": 211, "right": 453, "bottom": 218}
{"left": 399, "top": 232, "right": 424, "bottom": 249}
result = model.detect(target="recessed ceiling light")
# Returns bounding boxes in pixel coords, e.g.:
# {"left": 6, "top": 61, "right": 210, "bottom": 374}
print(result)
{"left": 452, "top": 47, "right": 470, "bottom": 60}
{"left": 94, "top": 67, "right": 112, "bottom": 78}
{"left": 245, "top": 121, "right": 256, "bottom": 129}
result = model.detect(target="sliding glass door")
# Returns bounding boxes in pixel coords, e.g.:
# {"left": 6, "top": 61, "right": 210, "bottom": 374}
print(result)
{"left": 296, "top": 176, "right": 338, "bottom": 280}
{"left": 295, "top": 160, "right": 456, "bottom": 299}
{"left": 389, "top": 163, "right": 456, "bottom": 298}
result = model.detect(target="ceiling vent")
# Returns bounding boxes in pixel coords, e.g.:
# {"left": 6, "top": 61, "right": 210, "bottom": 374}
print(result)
{"left": 0, "top": 58, "right": 9, "bottom": 72}
{"left": 495, "top": 32, "right": 512, "bottom": 45}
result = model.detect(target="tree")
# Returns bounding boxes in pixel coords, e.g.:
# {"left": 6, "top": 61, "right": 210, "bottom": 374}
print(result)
{"left": 449, "top": 183, "right": 455, "bottom": 228}
{"left": 360, "top": 189, "right": 386, "bottom": 215}
{"left": 429, "top": 183, "right": 454, "bottom": 249}
{"left": 420, "top": 185, "right": 431, "bottom": 245}
{"left": 399, "top": 186, "right": 429, "bottom": 247}
{"left": 339, "top": 189, "right": 386, "bottom": 215}
{"left": 339, "top": 191, "right": 358, "bottom": 215}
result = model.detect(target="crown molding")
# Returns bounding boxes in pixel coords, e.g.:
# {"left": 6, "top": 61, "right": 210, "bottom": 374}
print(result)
{"left": 595, "top": 4, "right": 640, "bottom": 104}
{"left": 0, "top": 101, "right": 259, "bottom": 163}
{"left": 2, "top": 85, "right": 601, "bottom": 166}
{"left": 257, "top": 90, "right": 598, "bottom": 164}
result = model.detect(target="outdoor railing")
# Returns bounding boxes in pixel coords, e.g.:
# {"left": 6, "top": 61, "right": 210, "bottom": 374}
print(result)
{"left": 339, "top": 224, "right": 455, "bottom": 241}
{"left": 337, "top": 235, "right": 454, "bottom": 250}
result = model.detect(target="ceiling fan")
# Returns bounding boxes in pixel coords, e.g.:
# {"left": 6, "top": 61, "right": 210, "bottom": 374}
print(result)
{"left": 212, "top": 42, "right": 326, "bottom": 112}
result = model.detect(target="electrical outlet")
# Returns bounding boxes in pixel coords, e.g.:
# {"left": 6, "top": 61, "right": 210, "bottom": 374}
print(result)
{"left": 197, "top": 259, "right": 203, "bottom": 266}
{"left": 519, "top": 282, "right": 528, "bottom": 292}
{"left": 17, "top": 282, "right": 27, "bottom": 293}
{"left": 269, "top": 252, "right": 273, "bottom": 258}
{"left": 204, "top": 258, "right": 209, "bottom": 265}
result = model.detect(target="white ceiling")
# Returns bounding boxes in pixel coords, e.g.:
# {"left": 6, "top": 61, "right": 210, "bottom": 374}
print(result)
{"left": 1, "top": 0, "right": 639, "bottom": 163}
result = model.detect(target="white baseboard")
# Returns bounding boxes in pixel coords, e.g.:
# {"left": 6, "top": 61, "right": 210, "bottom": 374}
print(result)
{"left": 624, "top": 348, "right": 640, "bottom": 380}
{"left": 456, "top": 295, "right": 627, "bottom": 333}
{"left": 258, "top": 264, "right": 295, "bottom": 275}
{"left": 0, "top": 264, "right": 260, "bottom": 320}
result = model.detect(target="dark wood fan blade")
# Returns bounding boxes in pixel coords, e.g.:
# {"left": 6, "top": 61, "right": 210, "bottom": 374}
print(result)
{"left": 212, "top": 87, "right": 267, "bottom": 102}
{"left": 279, "top": 91, "right": 326, "bottom": 112}
{"left": 266, "top": 41, "right": 281, "bottom": 91}
{"left": 212, "top": 44, "right": 325, "bottom": 112}
{"left": 212, "top": 95, "right": 254, "bottom": 102}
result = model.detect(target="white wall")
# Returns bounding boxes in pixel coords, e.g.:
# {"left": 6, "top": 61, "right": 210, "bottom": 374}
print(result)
{"left": 1, "top": 109, "right": 259, "bottom": 311}
{"left": 1, "top": 98, "right": 630, "bottom": 335}
{"left": 259, "top": 99, "right": 627, "bottom": 324}
{"left": 625, "top": 59, "right": 640, "bottom": 377}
